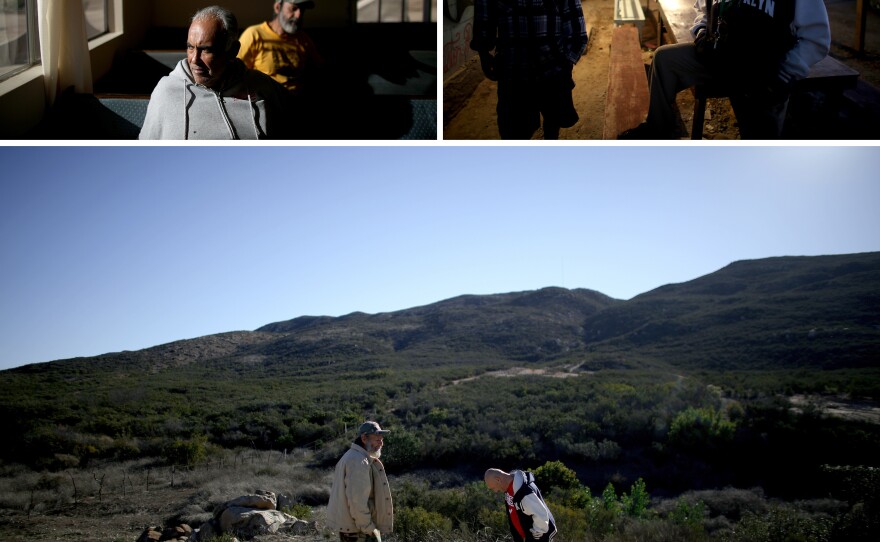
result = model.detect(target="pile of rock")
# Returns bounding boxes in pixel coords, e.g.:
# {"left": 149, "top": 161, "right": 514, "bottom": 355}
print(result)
{"left": 136, "top": 524, "right": 192, "bottom": 542}
{"left": 136, "top": 490, "right": 317, "bottom": 542}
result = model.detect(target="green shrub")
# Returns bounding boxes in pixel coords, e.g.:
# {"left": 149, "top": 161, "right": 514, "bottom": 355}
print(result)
{"left": 550, "top": 485, "right": 593, "bottom": 510}
{"left": 383, "top": 430, "right": 422, "bottom": 469}
{"left": 163, "top": 435, "right": 208, "bottom": 466}
{"left": 395, "top": 506, "right": 453, "bottom": 542}
{"left": 586, "top": 498, "right": 622, "bottom": 538}
{"left": 535, "top": 460, "right": 592, "bottom": 509}
{"left": 111, "top": 437, "right": 141, "bottom": 460}
{"left": 280, "top": 503, "right": 312, "bottom": 520}
{"left": 669, "top": 498, "right": 707, "bottom": 531}
{"left": 609, "top": 518, "right": 711, "bottom": 542}
{"left": 669, "top": 407, "right": 736, "bottom": 452}
{"left": 549, "top": 502, "right": 589, "bottom": 541}
{"left": 535, "top": 460, "right": 582, "bottom": 492}
{"left": 722, "top": 505, "right": 832, "bottom": 542}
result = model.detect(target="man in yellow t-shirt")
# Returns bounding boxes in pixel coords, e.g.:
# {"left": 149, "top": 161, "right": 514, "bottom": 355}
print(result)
{"left": 237, "top": 0, "right": 323, "bottom": 96}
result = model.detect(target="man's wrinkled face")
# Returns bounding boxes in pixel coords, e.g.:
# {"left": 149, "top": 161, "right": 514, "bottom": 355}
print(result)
{"left": 187, "top": 18, "right": 231, "bottom": 88}
{"left": 277, "top": 1, "right": 302, "bottom": 35}
{"left": 362, "top": 433, "right": 384, "bottom": 458}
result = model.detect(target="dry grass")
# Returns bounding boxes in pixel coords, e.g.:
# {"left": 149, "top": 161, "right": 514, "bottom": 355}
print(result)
{"left": 0, "top": 452, "right": 859, "bottom": 542}
{"left": 0, "top": 449, "right": 332, "bottom": 542}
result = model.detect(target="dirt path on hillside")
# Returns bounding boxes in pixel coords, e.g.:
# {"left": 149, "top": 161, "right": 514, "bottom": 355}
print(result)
{"left": 790, "top": 394, "right": 880, "bottom": 424}
{"left": 449, "top": 366, "right": 584, "bottom": 386}
{"left": 443, "top": 0, "right": 880, "bottom": 140}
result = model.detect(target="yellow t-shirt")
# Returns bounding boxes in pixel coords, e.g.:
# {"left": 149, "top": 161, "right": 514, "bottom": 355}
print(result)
{"left": 237, "top": 22, "right": 322, "bottom": 95}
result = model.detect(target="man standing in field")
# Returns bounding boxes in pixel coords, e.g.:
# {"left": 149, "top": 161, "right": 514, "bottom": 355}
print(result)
{"left": 327, "top": 421, "right": 394, "bottom": 542}
{"left": 485, "top": 468, "right": 557, "bottom": 542}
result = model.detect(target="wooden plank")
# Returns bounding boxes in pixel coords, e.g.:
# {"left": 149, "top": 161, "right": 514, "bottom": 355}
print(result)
{"left": 656, "top": 0, "right": 696, "bottom": 45}
{"left": 800, "top": 56, "right": 859, "bottom": 91}
{"left": 603, "top": 25, "right": 650, "bottom": 139}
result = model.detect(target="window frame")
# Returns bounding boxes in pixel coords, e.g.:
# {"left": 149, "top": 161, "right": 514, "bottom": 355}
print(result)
{"left": 0, "top": 0, "right": 39, "bottom": 82}
{"left": 356, "top": 0, "right": 436, "bottom": 23}
{"left": 84, "top": 0, "right": 111, "bottom": 41}
{"left": 0, "top": 0, "right": 110, "bottom": 84}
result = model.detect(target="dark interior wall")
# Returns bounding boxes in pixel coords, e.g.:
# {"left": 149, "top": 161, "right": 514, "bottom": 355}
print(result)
{"left": 150, "top": 0, "right": 353, "bottom": 29}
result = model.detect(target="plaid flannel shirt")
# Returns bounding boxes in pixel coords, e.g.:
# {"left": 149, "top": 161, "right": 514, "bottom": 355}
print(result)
{"left": 470, "top": 0, "right": 588, "bottom": 80}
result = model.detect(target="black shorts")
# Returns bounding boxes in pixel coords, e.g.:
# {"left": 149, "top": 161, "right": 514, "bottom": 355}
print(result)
{"left": 496, "top": 68, "right": 579, "bottom": 140}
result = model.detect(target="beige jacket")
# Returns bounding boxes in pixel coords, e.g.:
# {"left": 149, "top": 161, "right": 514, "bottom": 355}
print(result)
{"left": 326, "top": 443, "right": 394, "bottom": 535}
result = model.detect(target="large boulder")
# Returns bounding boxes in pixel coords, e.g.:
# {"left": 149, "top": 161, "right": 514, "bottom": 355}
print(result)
{"left": 217, "top": 507, "right": 292, "bottom": 538}
{"left": 276, "top": 493, "right": 294, "bottom": 511}
{"left": 137, "top": 489, "right": 303, "bottom": 542}
{"left": 212, "top": 491, "right": 277, "bottom": 524}
{"left": 224, "top": 491, "right": 276, "bottom": 511}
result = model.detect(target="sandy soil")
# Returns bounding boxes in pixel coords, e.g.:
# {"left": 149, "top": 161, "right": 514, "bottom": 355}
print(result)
{"left": 790, "top": 394, "right": 880, "bottom": 424}
{"left": 450, "top": 366, "right": 582, "bottom": 385}
{"left": 443, "top": 0, "right": 880, "bottom": 140}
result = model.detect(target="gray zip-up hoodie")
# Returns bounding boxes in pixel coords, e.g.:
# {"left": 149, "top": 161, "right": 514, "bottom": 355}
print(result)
{"left": 139, "top": 58, "right": 290, "bottom": 140}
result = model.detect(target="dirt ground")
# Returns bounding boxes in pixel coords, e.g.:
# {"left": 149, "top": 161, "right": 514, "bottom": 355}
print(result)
{"left": 443, "top": 0, "right": 880, "bottom": 140}
{"left": 790, "top": 394, "right": 880, "bottom": 424}
{"left": 0, "top": 456, "right": 331, "bottom": 542}
{"left": 0, "top": 485, "right": 327, "bottom": 542}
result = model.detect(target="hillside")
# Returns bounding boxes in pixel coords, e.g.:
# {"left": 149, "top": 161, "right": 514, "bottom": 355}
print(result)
{"left": 4, "top": 252, "right": 879, "bottom": 377}
{"left": 253, "top": 287, "right": 620, "bottom": 365}
{"left": 2, "top": 252, "right": 879, "bottom": 468}
{"left": 2, "top": 253, "right": 880, "bottom": 542}
{"left": 583, "top": 252, "right": 880, "bottom": 370}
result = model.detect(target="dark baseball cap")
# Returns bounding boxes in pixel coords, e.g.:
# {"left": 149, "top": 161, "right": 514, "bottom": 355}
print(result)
{"left": 358, "top": 421, "right": 390, "bottom": 436}
{"left": 284, "top": 0, "right": 316, "bottom": 8}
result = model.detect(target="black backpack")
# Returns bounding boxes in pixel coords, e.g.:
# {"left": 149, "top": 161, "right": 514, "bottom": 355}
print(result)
{"left": 509, "top": 471, "right": 558, "bottom": 542}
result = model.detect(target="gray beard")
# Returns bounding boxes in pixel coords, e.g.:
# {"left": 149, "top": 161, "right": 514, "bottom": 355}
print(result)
{"left": 279, "top": 15, "right": 298, "bottom": 35}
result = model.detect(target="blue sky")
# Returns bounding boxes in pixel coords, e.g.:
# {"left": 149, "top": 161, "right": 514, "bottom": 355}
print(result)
{"left": 1, "top": 146, "right": 879, "bottom": 370}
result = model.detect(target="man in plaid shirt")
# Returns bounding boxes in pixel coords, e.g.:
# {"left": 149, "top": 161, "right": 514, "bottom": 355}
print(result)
{"left": 470, "top": 0, "right": 588, "bottom": 139}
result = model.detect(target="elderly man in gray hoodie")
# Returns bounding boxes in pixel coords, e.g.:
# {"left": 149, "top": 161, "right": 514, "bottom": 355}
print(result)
{"left": 326, "top": 421, "right": 394, "bottom": 542}
{"left": 139, "top": 6, "right": 291, "bottom": 140}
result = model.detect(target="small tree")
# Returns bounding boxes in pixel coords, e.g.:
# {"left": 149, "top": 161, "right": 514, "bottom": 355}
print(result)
{"left": 621, "top": 477, "right": 650, "bottom": 518}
